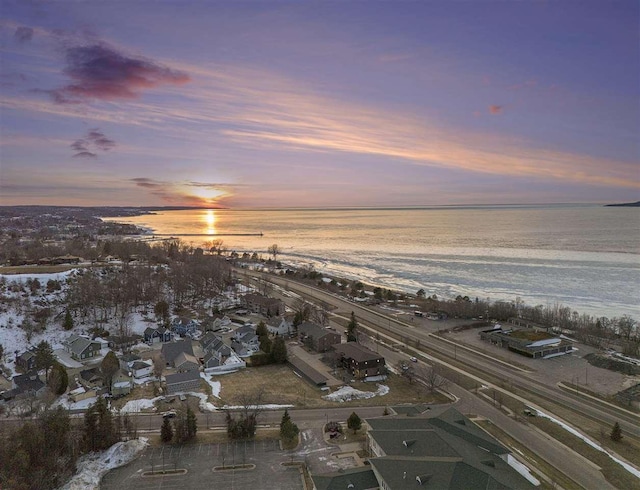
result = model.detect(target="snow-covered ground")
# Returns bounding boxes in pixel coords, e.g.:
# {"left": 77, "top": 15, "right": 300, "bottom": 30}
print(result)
{"left": 59, "top": 437, "right": 148, "bottom": 490}
{"left": 506, "top": 454, "right": 540, "bottom": 486}
{"left": 0, "top": 270, "right": 88, "bottom": 376}
{"left": 119, "top": 396, "right": 163, "bottom": 413}
{"left": 322, "top": 384, "right": 389, "bottom": 402}
{"left": 222, "top": 403, "right": 294, "bottom": 410}
{"left": 200, "top": 372, "right": 221, "bottom": 398}
{"left": 537, "top": 411, "right": 640, "bottom": 479}
{"left": 55, "top": 395, "right": 99, "bottom": 411}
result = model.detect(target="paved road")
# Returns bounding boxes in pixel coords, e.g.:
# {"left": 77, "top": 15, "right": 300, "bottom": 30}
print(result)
{"left": 249, "top": 270, "right": 640, "bottom": 439}
{"left": 239, "top": 270, "right": 640, "bottom": 489}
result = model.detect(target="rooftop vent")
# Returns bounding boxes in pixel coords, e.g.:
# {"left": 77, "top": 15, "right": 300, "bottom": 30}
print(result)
{"left": 403, "top": 439, "right": 416, "bottom": 447}
{"left": 416, "top": 474, "right": 432, "bottom": 485}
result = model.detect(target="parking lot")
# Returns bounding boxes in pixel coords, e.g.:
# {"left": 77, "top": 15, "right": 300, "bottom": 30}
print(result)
{"left": 101, "top": 440, "right": 303, "bottom": 490}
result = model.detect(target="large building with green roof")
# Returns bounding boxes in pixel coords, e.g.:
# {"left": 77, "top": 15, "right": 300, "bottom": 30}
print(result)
{"left": 311, "top": 406, "right": 536, "bottom": 490}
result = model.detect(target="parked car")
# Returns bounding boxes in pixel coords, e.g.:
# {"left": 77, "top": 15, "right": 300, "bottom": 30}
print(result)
{"left": 409, "top": 356, "right": 418, "bottom": 362}
{"left": 162, "top": 410, "right": 177, "bottom": 419}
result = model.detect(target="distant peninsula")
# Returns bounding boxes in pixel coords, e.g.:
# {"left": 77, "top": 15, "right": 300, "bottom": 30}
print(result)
{"left": 605, "top": 201, "right": 640, "bottom": 207}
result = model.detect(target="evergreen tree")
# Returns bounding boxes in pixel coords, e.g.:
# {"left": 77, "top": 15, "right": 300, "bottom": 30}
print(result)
{"left": 186, "top": 406, "right": 198, "bottom": 440}
{"left": 257, "top": 321, "right": 272, "bottom": 354}
{"left": 610, "top": 421, "right": 623, "bottom": 442}
{"left": 83, "top": 397, "right": 119, "bottom": 452}
{"left": 279, "top": 408, "right": 299, "bottom": 443}
{"left": 101, "top": 351, "right": 120, "bottom": 394}
{"left": 280, "top": 419, "right": 299, "bottom": 443}
{"left": 270, "top": 336, "right": 288, "bottom": 363}
{"left": 63, "top": 309, "right": 74, "bottom": 331}
{"left": 34, "top": 340, "right": 55, "bottom": 380}
{"left": 280, "top": 408, "right": 291, "bottom": 426}
{"left": 347, "top": 412, "right": 362, "bottom": 434}
{"left": 48, "top": 362, "right": 69, "bottom": 396}
{"left": 346, "top": 312, "right": 359, "bottom": 342}
{"left": 161, "top": 417, "right": 173, "bottom": 443}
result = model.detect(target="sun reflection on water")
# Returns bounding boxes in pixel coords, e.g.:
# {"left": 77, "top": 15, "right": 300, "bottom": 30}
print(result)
{"left": 203, "top": 209, "right": 216, "bottom": 235}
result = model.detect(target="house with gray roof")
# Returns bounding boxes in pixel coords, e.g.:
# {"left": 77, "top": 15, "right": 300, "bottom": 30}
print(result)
{"left": 364, "top": 407, "right": 534, "bottom": 489}
{"left": 333, "top": 343, "right": 386, "bottom": 379}
{"left": 200, "top": 333, "right": 231, "bottom": 356}
{"left": 242, "top": 293, "right": 283, "bottom": 317}
{"left": 143, "top": 326, "right": 173, "bottom": 344}
{"left": 298, "top": 322, "right": 341, "bottom": 353}
{"left": 266, "top": 316, "right": 294, "bottom": 337}
{"left": 165, "top": 370, "right": 201, "bottom": 395}
{"left": 161, "top": 340, "right": 195, "bottom": 367}
{"left": 174, "top": 352, "right": 199, "bottom": 372}
{"left": 11, "top": 371, "right": 47, "bottom": 397}
{"left": 16, "top": 348, "right": 37, "bottom": 371}
{"left": 64, "top": 334, "right": 101, "bottom": 361}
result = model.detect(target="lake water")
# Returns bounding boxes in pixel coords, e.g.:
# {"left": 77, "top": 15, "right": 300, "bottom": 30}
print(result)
{"left": 104, "top": 205, "right": 640, "bottom": 319}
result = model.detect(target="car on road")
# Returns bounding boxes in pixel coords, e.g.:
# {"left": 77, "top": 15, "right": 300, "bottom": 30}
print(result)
{"left": 409, "top": 356, "right": 418, "bottom": 362}
{"left": 162, "top": 410, "right": 177, "bottom": 419}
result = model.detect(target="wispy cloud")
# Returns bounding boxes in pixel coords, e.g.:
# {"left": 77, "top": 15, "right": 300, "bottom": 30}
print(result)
{"left": 49, "top": 43, "right": 190, "bottom": 103}
{"left": 130, "top": 178, "right": 235, "bottom": 206}
{"left": 14, "top": 26, "right": 34, "bottom": 43}
{"left": 5, "top": 53, "right": 636, "bottom": 191}
{"left": 488, "top": 104, "right": 503, "bottom": 115}
{"left": 70, "top": 128, "right": 116, "bottom": 158}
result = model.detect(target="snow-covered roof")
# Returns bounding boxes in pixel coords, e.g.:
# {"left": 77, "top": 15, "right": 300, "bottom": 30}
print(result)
{"left": 526, "top": 338, "right": 562, "bottom": 348}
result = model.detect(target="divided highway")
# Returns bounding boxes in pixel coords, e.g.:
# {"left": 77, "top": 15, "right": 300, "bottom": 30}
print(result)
{"left": 242, "top": 270, "right": 640, "bottom": 441}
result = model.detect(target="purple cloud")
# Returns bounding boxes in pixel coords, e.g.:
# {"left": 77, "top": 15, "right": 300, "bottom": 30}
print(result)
{"left": 50, "top": 43, "right": 190, "bottom": 103}
{"left": 14, "top": 26, "right": 34, "bottom": 43}
{"left": 73, "top": 151, "right": 97, "bottom": 159}
{"left": 70, "top": 128, "right": 115, "bottom": 158}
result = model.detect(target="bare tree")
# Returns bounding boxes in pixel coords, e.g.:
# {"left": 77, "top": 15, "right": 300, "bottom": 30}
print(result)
{"left": 152, "top": 354, "right": 165, "bottom": 379}
{"left": 267, "top": 244, "right": 279, "bottom": 262}
{"left": 420, "top": 365, "right": 448, "bottom": 393}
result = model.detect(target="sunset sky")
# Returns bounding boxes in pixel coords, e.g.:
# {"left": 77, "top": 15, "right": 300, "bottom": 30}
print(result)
{"left": 1, "top": 1, "right": 638, "bottom": 208}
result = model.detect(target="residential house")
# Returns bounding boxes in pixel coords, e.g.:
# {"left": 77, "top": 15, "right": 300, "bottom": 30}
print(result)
{"left": 202, "top": 349, "right": 246, "bottom": 372}
{"left": 129, "top": 360, "right": 154, "bottom": 379}
{"left": 64, "top": 334, "right": 102, "bottom": 361}
{"left": 107, "top": 334, "right": 143, "bottom": 351}
{"left": 242, "top": 293, "right": 284, "bottom": 317}
{"left": 232, "top": 324, "right": 256, "bottom": 341}
{"left": 68, "top": 384, "right": 97, "bottom": 403}
{"left": 143, "top": 326, "right": 173, "bottom": 344}
{"left": 202, "top": 314, "right": 232, "bottom": 332}
{"left": 200, "top": 332, "right": 245, "bottom": 372}
{"left": 174, "top": 352, "right": 199, "bottom": 372}
{"left": 79, "top": 367, "right": 103, "bottom": 389}
{"left": 364, "top": 407, "right": 534, "bottom": 489}
{"left": 111, "top": 371, "right": 133, "bottom": 397}
{"left": 165, "top": 370, "right": 201, "bottom": 395}
{"left": 200, "top": 332, "right": 230, "bottom": 355}
{"left": 15, "top": 349, "right": 36, "bottom": 371}
{"left": 171, "top": 317, "right": 200, "bottom": 337}
{"left": 11, "top": 371, "right": 47, "bottom": 397}
{"left": 333, "top": 343, "right": 386, "bottom": 379}
{"left": 266, "top": 316, "right": 294, "bottom": 337}
{"left": 119, "top": 353, "right": 141, "bottom": 372}
{"left": 161, "top": 340, "right": 195, "bottom": 367}
{"left": 230, "top": 339, "right": 253, "bottom": 358}
{"left": 298, "top": 322, "right": 341, "bottom": 353}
